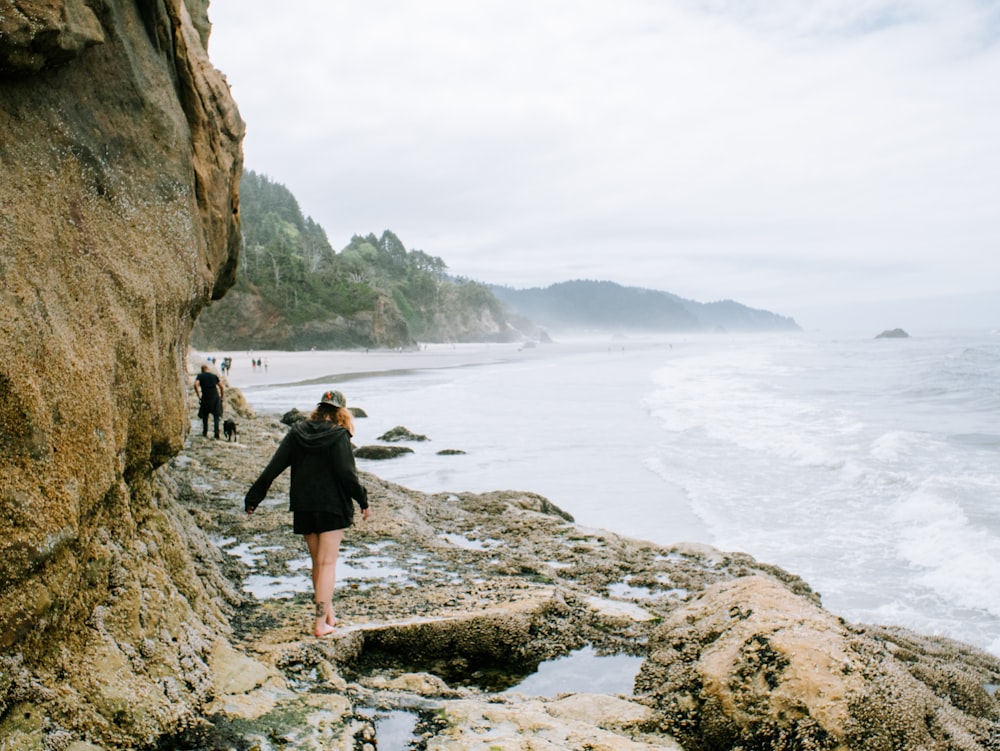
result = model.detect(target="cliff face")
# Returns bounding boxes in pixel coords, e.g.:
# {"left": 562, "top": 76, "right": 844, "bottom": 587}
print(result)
{"left": 192, "top": 289, "right": 418, "bottom": 351}
{"left": 192, "top": 288, "right": 520, "bottom": 351}
{"left": 0, "top": 0, "right": 243, "bottom": 745}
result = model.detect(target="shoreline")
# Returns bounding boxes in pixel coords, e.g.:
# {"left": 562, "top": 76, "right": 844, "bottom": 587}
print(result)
{"left": 162, "top": 388, "right": 1000, "bottom": 750}
{"left": 190, "top": 335, "right": 682, "bottom": 394}
{"left": 191, "top": 336, "right": 713, "bottom": 565}
{"left": 192, "top": 342, "right": 549, "bottom": 394}
{"left": 192, "top": 334, "right": 1000, "bottom": 659}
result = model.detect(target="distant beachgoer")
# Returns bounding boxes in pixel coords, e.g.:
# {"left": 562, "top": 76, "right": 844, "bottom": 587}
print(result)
{"left": 194, "top": 364, "right": 224, "bottom": 439}
{"left": 243, "top": 389, "right": 370, "bottom": 637}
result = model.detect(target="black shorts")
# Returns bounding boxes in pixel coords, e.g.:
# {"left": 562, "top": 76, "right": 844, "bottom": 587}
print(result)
{"left": 293, "top": 511, "right": 348, "bottom": 535}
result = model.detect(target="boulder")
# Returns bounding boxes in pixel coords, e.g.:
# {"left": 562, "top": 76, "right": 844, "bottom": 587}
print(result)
{"left": 378, "top": 425, "right": 430, "bottom": 442}
{"left": 636, "top": 575, "right": 1000, "bottom": 750}
{"left": 281, "top": 407, "right": 307, "bottom": 425}
{"left": 354, "top": 445, "right": 415, "bottom": 460}
{"left": 282, "top": 406, "right": 364, "bottom": 425}
{"left": 433, "top": 694, "right": 673, "bottom": 750}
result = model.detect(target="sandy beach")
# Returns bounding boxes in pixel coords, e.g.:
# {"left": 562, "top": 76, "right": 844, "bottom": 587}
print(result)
{"left": 191, "top": 342, "right": 523, "bottom": 388}
{"left": 190, "top": 336, "right": 662, "bottom": 392}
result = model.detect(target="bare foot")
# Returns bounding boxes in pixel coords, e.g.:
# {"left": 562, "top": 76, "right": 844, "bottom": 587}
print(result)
{"left": 314, "top": 622, "right": 337, "bottom": 638}
{"left": 326, "top": 612, "right": 338, "bottom": 628}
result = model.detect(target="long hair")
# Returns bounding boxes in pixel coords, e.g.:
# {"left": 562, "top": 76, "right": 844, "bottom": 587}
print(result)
{"left": 308, "top": 403, "right": 355, "bottom": 436}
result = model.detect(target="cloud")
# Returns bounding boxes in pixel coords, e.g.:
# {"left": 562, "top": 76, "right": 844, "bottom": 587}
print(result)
{"left": 207, "top": 0, "right": 1000, "bottom": 328}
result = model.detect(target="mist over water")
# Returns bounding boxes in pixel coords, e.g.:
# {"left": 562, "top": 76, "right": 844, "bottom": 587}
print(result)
{"left": 236, "top": 331, "right": 1000, "bottom": 655}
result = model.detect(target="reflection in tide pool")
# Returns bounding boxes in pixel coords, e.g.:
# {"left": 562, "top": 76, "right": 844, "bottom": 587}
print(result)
{"left": 504, "top": 645, "right": 644, "bottom": 697}
{"left": 223, "top": 539, "right": 426, "bottom": 599}
{"left": 357, "top": 707, "right": 420, "bottom": 751}
{"left": 608, "top": 581, "right": 690, "bottom": 601}
{"left": 439, "top": 531, "right": 496, "bottom": 550}
{"left": 241, "top": 572, "right": 309, "bottom": 599}
{"left": 608, "top": 582, "right": 655, "bottom": 600}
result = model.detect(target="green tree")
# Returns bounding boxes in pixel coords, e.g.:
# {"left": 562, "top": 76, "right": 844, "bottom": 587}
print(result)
{"left": 191, "top": 171, "right": 519, "bottom": 350}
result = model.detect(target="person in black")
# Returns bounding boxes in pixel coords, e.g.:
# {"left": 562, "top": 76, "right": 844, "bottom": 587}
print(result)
{"left": 194, "top": 364, "right": 224, "bottom": 438}
{"left": 244, "top": 390, "right": 370, "bottom": 637}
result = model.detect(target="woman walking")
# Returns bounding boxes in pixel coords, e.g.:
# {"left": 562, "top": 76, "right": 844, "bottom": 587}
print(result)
{"left": 244, "top": 390, "right": 369, "bottom": 637}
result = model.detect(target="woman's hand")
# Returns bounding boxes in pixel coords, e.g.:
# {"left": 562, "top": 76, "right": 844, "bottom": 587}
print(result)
{"left": 361, "top": 507, "right": 371, "bottom": 521}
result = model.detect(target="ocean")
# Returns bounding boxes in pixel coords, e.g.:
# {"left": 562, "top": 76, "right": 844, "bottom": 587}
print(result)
{"left": 227, "top": 329, "right": 1000, "bottom": 656}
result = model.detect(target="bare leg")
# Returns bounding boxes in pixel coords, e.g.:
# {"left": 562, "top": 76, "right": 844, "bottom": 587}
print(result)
{"left": 304, "top": 533, "right": 341, "bottom": 629}
{"left": 303, "top": 529, "right": 344, "bottom": 636}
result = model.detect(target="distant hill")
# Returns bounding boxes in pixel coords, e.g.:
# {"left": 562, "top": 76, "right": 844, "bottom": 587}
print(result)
{"left": 191, "top": 171, "right": 519, "bottom": 350}
{"left": 192, "top": 172, "right": 800, "bottom": 349}
{"left": 491, "top": 280, "right": 800, "bottom": 334}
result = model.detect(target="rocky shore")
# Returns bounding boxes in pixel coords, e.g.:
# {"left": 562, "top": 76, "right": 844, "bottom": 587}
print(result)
{"left": 136, "top": 385, "right": 1000, "bottom": 749}
{"left": 5, "top": 3, "right": 999, "bottom": 748}
{"left": 4, "top": 371, "right": 1000, "bottom": 749}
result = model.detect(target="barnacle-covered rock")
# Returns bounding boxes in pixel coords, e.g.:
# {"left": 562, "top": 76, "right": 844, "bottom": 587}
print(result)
{"left": 637, "top": 575, "right": 1000, "bottom": 750}
{"left": 0, "top": 0, "right": 243, "bottom": 746}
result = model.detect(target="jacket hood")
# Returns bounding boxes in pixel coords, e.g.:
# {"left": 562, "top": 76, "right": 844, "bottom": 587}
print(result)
{"left": 291, "top": 419, "right": 349, "bottom": 450}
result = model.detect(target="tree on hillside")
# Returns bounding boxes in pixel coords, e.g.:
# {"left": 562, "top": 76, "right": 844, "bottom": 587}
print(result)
{"left": 191, "top": 172, "right": 518, "bottom": 349}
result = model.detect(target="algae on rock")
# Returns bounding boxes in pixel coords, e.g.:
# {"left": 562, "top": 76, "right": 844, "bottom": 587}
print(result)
{"left": 1, "top": 0, "right": 243, "bottom": 746}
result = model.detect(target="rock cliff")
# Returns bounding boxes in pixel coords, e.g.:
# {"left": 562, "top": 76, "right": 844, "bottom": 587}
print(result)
{"left": 0, "top": 0, "right": 243, "bottom": 745}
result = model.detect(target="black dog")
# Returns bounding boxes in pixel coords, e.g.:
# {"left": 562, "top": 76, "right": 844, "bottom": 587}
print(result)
{"left": 223, "top": 419, "right": 238, "bottom": 442}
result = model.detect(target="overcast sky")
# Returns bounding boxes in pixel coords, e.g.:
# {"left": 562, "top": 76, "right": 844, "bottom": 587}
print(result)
{"left": 206, "top": 1, "right": 1000, "bottom": 331}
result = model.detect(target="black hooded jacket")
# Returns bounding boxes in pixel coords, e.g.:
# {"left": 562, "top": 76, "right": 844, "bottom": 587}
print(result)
{"left": 244, "top": 419, "right": 368, "bottom": 525}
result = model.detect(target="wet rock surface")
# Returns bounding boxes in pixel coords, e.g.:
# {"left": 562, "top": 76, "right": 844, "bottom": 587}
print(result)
{"left": 353, "top": 445, "right": 416, "bottom": 460}
{"left": 150, "top": 383, "right": 1000, "bottom": 750}
{"left": 638, "top": 576, "right": 1000, "bottom": 750}
{"left": 378, "top": 425, "right": 431, "bottom": 442}
{"left": 281, "top": 407, "right": 308, "bottom": 425}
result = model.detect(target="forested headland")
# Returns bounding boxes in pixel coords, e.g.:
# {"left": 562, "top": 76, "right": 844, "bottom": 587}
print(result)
{"left": 191, "top": 171, "right": 517, "bottom": 350}
{"left": 192, "top": 171, "right": 799, "bottom": 351}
